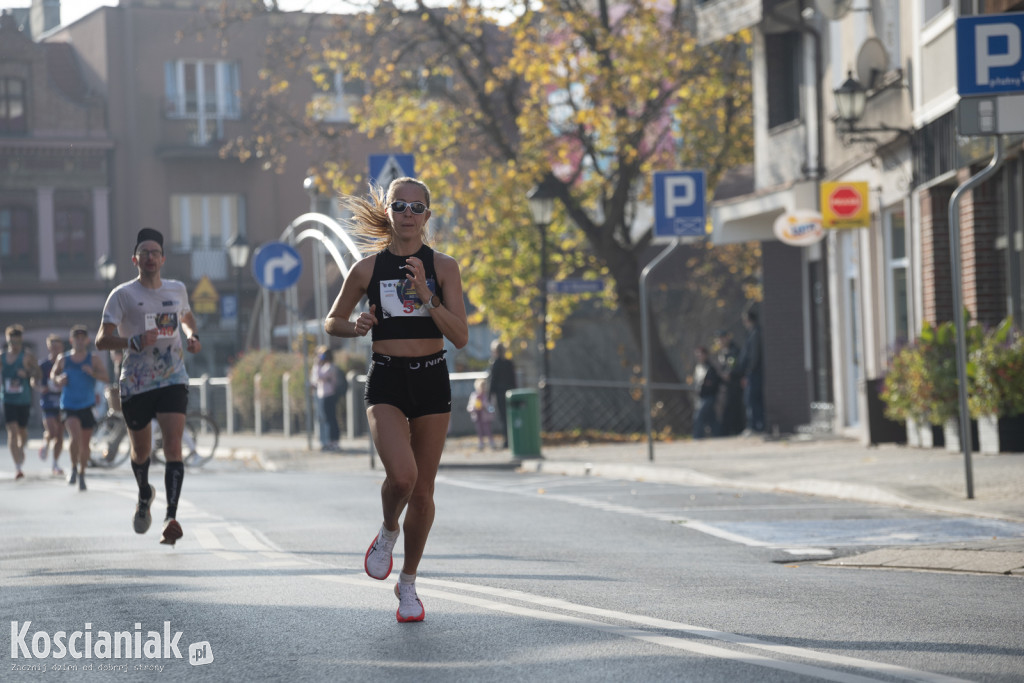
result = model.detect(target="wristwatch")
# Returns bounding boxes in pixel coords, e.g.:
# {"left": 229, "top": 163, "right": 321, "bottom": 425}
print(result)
{"left": 423, "top": 295, "right": 439, "bottom": 310}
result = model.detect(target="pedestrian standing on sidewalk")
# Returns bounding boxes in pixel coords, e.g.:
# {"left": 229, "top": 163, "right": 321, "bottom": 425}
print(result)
{"left": 96, "top": 228, "right": 201, "bottom": 546}
{"left": 51, "top": 325, "right": 108, "bottom": 490}
{"left": 486, "top": 340, "right": 516, "bottom": 449}
{"left": 692, "top": 346, "right": 721, "bottom": 439}
{"left": 736, "top": 309, "right": 765, "bottom": 434}
{"left": 715, "top": 329, "right": 744, "bottom": 436}
{"left": 2, "top": 324, "right": 40, "bottom": 481}
{"left": 467, "top": 377, "right": 496, "bottom": 450}
{"left": 310, "top": 346, "right": 345, "bottom": 452}
{"left": 325, "top": 177, "right": 468, "bottom": 623}
{"left": 38, "top": 334, "right": 66, "bottom": 475}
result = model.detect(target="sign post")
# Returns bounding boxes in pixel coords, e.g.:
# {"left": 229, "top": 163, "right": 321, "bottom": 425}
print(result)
{"left": 369, "top": 154, "right": 415, "bottom": 189}
{"left": 652, "top": 170, "right": 707, "bottom": 240}
{"left": 820, "top": 181, "right": 870, "bottom": 229}
{"left": 945, "top": 14, "right": 1022, "bottom": 498}
{"left": 643, "top": 170, "right": 707, "bottom": 461}
{"left": 252, "top": 241, "right": 302, "bottom": 292}
{"left": 956, "top": 13, "right": 1024, "bottom": 136}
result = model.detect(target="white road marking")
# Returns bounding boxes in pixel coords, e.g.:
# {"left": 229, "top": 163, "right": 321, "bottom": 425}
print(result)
{"left": 312, "top": 573, "right": 970, "bottom": 683}
{"left": 437, "top": 475, "right": 832, "bottom": 554}
{"left": 191, "top": 526, "right": 247, "bottom": 562}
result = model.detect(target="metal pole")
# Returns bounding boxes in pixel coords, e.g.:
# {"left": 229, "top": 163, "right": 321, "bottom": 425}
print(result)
{"left": 261, "top": 290, "right": 271, "bottom": 350}
{"left": 302, "top": 340, "right": 312, "bottom": 451}
{"left": 234, "top": 264, "right": 244, "bottom": 353}
{"left": 947, "top": 136, "right": 1004, "bottom": 500}
{"left": 641, "top": 238, "right": 683, "bottom": 461}
{"left": 539, "top": 221, "right": 550, "bottom": 432}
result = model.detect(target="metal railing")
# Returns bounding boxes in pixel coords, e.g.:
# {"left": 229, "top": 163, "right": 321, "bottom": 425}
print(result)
{"left": 193, "top": 373, "right": 696, "bottom": 440}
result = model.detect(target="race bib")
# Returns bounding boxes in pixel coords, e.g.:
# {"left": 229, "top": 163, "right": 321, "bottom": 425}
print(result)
{"left": 379, "top": 279, "right": 437, "bottom": 319}
{"left": 145, "top": 312, "right": 179, "bottom": 337}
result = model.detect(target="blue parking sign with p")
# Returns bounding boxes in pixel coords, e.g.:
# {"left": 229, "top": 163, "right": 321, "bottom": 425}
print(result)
{"left": 957, "top": 13, "right": 1024, "bottom": 95}
{"left": 654, "top": 170, "right": 706, "bottom": 239}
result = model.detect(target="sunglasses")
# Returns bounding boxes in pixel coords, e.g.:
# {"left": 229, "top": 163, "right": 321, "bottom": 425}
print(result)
{"left": 389, "top": 201, "right": 427, "bottom": 215}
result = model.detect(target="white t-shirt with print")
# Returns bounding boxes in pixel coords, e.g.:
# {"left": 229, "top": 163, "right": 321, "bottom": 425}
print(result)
{"left": 101, "top": 279, "right": 191, "bottom": 399}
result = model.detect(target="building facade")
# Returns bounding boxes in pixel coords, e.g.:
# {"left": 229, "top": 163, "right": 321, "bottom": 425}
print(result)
{"left": 697, "top": 0, "right": 1024, "bottom": 441}
{"left": 0, "top": 8, "right": 112, "bottom": 354}
{"left": 0, "top": 0, "right": 379, "bottom": 375}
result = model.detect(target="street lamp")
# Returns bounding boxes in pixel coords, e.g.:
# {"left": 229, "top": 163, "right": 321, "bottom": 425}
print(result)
{"left": 833, "top": 71, "right": 868, "bottom": 130}
{"left": 96, "top": 254, "right": 117, "bottom": 283}
{"left": 832, "top": 71, "right": 913, "bottom": 144}
{"left": 526, "top": 173, "right": 560, "bottom": 431}
{"left": 227, "top": 233, "right": 251, "bottom": 354}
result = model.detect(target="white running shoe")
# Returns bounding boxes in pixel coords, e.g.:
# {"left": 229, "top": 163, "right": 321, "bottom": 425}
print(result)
{"left": 364, "top": 525, "right": 397, "bottom": 580}
{"left": 394, "top": 582, "right": 425, "bottom": 623}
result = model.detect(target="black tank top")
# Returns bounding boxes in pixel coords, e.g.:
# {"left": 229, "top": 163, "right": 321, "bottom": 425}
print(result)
{"left": 366, "top": 245, "right": 443, "bottom": 341}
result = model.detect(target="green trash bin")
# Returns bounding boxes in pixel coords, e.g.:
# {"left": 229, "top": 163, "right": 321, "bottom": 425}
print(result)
{"left": 506, "top": 388, "right": 542, "bottom": 458}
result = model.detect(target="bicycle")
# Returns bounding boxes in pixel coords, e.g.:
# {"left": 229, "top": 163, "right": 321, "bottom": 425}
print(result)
{"left": 89, "top": 411, "right": 219, "bottom": 469}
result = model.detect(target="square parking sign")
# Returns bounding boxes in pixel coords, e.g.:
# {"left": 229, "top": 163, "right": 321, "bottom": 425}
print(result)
{"left": 957, "top": 13, "right": 1024, "bottom": 96}
{"left": 653, "top": 170, "right": 706, "bottom": 240}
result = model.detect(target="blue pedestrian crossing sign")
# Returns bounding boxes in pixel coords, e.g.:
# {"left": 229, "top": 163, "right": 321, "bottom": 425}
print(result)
{"left": 369, "top": 154, "right": 415, "bottom": 189}
{"left": 252, "top": 241, "right": 302, "bottom": 292}
{"left": 653, "top": 170, "right": 706, "bottom": 240}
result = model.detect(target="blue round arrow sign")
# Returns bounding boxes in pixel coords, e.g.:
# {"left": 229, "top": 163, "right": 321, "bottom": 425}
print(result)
{"left": 252, "top": 241, "right": 302, "bottom": 291}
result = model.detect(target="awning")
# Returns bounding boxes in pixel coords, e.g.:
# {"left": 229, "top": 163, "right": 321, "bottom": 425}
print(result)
{"left": 710, "top": 178, "right": 818, "bottom": 245}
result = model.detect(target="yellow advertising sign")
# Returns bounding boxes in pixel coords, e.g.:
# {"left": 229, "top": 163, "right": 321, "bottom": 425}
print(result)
{"left": 821, "top": 181, "right": 870, "bottom": 229}
{"left": 192, "top": 275, "right": 219, "bottom": 315}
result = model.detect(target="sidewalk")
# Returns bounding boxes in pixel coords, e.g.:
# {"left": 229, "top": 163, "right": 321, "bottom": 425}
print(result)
{"left": 218, "top": 430, "right": 1024, "bottom": 576}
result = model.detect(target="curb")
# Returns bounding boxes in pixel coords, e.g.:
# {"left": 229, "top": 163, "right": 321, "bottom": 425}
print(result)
{"left": 517, "top": 459, "right": 1024, "bottom": 524}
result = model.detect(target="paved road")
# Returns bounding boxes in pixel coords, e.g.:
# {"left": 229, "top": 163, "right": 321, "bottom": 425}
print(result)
{"left": 4, "top": 457, "right": 1023, "bottom": 682}
{"left": 201, "top": 430, "right": 1024, "bottom": 576}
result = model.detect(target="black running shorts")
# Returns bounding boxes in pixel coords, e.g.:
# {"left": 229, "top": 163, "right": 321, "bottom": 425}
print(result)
{"left": 2, "top": 403, "right": 30, "bottom": 428}
{"left": 121, "top": 385, "right": 189, "bottom": 431}
{"left": 61, "top": 406, "right": 97, "bottom": 430}
{"left": 364, "top": 351, "right": 451, "bottom": 419}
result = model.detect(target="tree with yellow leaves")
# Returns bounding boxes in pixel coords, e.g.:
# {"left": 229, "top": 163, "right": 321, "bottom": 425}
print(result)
{"left": 221, "top": 0, "right": 756, "bottom": 382}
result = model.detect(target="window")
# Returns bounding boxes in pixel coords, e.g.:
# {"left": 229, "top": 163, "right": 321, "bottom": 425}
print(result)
{"left": 0, "top": 206, "right": 36, "bottom": 274}
{"left": 170, "top": 194, "right": 242, "bottom": 250}
{"left": 55, "top": 206, "right": 92, "bottom": 274}
{"left": 164, "top": 60, "right": 240, "bottom": 144}
{"left": 0, "top": 77, "right": 27, "bottom": 135}
{"left": 765, "top": 31, "right": 802, "bottom": 129}
{"left": 884, "top": 206, "right": 910, "bottom": 346}
{"left": 310, "top": 69, "right": 365, "bottom": 123}
{"left": 924, "top": 0, "right": 952, "bottom": 23}
{"left": 170, "top": 194, "right": 244, "bottom": 280}
{"left": 422, "top": 73, "right": 452, "bottom": 97}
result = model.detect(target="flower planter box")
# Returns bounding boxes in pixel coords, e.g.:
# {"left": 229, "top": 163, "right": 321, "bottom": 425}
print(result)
{"left": 906, "top": 418, "right": 943, "bottom": 448}
{"left": 977, "top": 414, "right": 1024, "bottom": 454}
{"left": 943, "top": 417, "right": 978, "bottom": 453}
{"left": 998, "top": 413, "right": 1024, "bottom": 453}
{"left": 978, "top": 414, "right": 999, "bottom": 455}
{"left": 906, "top": 419, "right": 921, "bottom": 447}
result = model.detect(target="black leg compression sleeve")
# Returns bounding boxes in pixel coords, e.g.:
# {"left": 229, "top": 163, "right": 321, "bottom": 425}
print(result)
{"left": 164, "top": 461, "right": 184, "bottom": 520}
{"left": 131, "top": 458, "right": 151, "bottom": 499}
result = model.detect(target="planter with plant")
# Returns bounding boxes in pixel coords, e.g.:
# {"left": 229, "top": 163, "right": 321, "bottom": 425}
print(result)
{"left": 969, "top": 318, "right": 1024, "bottom": 453}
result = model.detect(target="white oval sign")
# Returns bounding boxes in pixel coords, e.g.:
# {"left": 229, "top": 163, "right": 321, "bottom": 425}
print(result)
{"left": 773, "top": 210, "right": 825, "bottom": 246}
